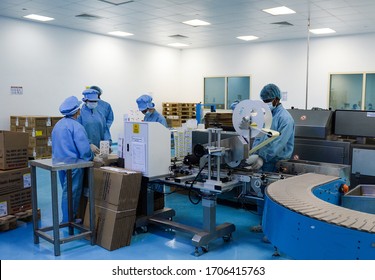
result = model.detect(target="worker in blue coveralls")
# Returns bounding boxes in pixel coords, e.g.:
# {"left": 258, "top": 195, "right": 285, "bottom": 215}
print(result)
{"left": 230, "top": 100, "right": 240, "bottom": 110}
{"left": 89, "top": 85, "right": 114, "bottom": 129}
{"left": 246, "top": 83, "right": 295, "bottom": 172}
{"left": 246, "top": 84, "right": 295, "bottom": 240}
{"left": 78, "top": 88, "right": 112, "bottom": 154}
{"left": 52, "top": 96, "right": 94, "bottom": 223}
{"left": 136, "top": 94, "right": 167, "bottom": 127}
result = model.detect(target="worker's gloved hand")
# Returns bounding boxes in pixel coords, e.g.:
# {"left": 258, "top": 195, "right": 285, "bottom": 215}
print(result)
{"left": 90, "top": 144, "right": 100, "bottom": 155}
{"left": 239, "top": 116, "right": 251, "bottom": 130}
{"left": 93, "top": 156, "right": 104, "bottom": 163}
{"left": 245, "top": 154, "right": 263, "bottom": 170}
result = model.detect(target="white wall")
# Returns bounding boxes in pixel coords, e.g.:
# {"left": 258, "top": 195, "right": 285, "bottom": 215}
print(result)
{"left": 0, "top": 16, "right": 182, "bottom": 140}
{"left": 180, "top": 40, "right": 307, "bottom": 109}
{"left": 2, "top": 15, "right": 375, "bottom": 140}
{"left": 180, "top": 33, "right": 375, "bottom": 110}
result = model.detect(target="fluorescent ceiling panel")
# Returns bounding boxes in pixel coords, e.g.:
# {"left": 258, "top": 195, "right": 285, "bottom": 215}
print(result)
{"left": 237, "top": 35, "right": 259, "bottom": 41}
{"left": 167, "top": 43, "right": 189, "bottom": 47}
{"left": 182, "top": 19, "right": 210, "bottom": 26}
{"left": 23, "top": 14, "right": 54, "bottom": 22}
{"left": 108, "top": 31, "right": 134, "bottom": 37}
{"left": 263, "top": 6, "right": 296, "bottom": 15}
{"left": 309, "top": 28, "right": 336, "bottom": 34}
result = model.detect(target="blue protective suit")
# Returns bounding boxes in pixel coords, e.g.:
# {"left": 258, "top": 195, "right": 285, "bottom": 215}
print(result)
{"left": 78, "top": 104, "right": 112, "bottom": 147}
{"left": 52, "top": 116, "right": 93, "bottom": 222}
{"left": 144, "top": 110, "right": 167, "bottom": 127}
{"left": 252, "top": 104, "right": 295, "bottom": 172}
{"left": 98, "top": 99, "right": 114, "bottom": 128}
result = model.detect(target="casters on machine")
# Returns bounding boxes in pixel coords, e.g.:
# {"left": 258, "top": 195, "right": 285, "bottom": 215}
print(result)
{"left": 134, "top": 225, "right": 148, "bottom": 235}
{"left": 194, "top": 245, "right": 209, "bottom": 256}
{"left": 223, "top": 233, "right": 232, "bottom": 242}
{"left": 272, "top": 246, "right": 281, "bottom": 257}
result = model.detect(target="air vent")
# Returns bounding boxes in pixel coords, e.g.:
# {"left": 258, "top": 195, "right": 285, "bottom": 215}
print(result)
{"left": 169, "top": 34, "right": 189, "bottom": 39}
{"left": 98, "top": 0, "right": 134, "bottom": 5}
{"left": 75, "top": 14, "right": 102, "bottom": 20}
{"left": 272, "top": 21, "right": 294, "bottom": 26}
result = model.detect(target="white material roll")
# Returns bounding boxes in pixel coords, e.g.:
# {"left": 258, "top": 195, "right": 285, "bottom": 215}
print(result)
{"left": 232, "top": 100, "right": 272, "bottom": 140}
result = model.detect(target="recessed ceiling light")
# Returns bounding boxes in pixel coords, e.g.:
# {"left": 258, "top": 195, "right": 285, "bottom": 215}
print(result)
{"left": 23, "top": 14, "right": 54, "bottom": 22}
{"left": 108, "top": 31, "right": 134, "bottom": 37}
{"left": 182, "top": 19, "right": 210, "bottom": 27}
{"left": 309, "top": 28, "right": 336, "bottom": 34}
{"left": 167, "top": 43, "right": 189, "bottom": 47}
{"left": 263, "top": 6, "right": 296, "bottom": 15}
{"left": 237, "top": 35, "right": 259, "bottom": 41}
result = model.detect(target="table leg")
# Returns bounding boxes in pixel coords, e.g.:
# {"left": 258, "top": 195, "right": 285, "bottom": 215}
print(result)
{"left": 31, "top": 165, "right": 39, "bottom": 244}
{"left": 67, "top": 169, "right": 74, "bottom": 235}
{"left": 51, "top": 170, "right": 61, "bottom": 256}
{"left": 87, "top": 167, "right": 96, "bottom": 245}
{"left": 202, "top": 196, "right": 216, "bottom": 233}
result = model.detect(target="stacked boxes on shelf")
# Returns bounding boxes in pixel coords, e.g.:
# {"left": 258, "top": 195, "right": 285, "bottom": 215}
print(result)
{"left": 0, "top": 131, "right": 32, "bottom": 222}
{"left": 204, "top": 112, "right": 234, "bottom": 131}
{"left": 162, "top": 102, "right": 197, "bottom": 128}
{"left": 84, "top": 166, "right": 142, "bottom": 251}
{"left": 171, "top": 128, "right": 193, "bottom": 160}
{"left": 10, "top": 115, "right": 62, "bottom": 159}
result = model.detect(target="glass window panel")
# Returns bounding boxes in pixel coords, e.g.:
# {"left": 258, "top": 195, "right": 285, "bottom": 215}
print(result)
{"left": 329, "top": 74, "right": 363, "bottom": 110}
{"left": 204, "top": 77, "right": 225, "bottom": 109}
{"left": 365, "top": 73, "right": 375, "bottom": 111}
{"left": 227, "top": 77, "right": 250, "bottom": 109}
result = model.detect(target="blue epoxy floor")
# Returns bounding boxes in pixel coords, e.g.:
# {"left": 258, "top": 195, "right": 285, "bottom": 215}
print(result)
{"left": 0, "top": 168, "right": 292, "bottom": 260}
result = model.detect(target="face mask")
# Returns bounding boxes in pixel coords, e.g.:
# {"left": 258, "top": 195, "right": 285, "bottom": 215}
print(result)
{"left": 144, "top": 111, "right": 151, "bottom": 117}
{"left": 266, "top": 102, "right": 275, "bottom": 111}
{"left": 86, "top": 102, "right": 98, "bottom": 109}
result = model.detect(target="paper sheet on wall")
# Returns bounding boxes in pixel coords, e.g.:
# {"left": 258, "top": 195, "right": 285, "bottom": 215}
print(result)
{"left": 131, "top": 142, "right": 146, "bottom": 173}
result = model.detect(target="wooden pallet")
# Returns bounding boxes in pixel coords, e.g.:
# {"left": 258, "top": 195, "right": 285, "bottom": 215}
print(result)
{"left": 0, "top": 208, "right": 41, "bottom": 232}
{"left": 0, "top": 215, "right": 17, "bottom": 231}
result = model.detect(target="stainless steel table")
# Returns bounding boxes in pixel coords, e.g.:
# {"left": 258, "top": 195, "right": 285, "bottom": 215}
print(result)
{"left": 30, "top": 158, "right": 95, "bottom": 256}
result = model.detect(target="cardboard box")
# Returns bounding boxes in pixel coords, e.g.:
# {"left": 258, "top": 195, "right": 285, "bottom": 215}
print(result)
{"left": 17, "top": 127, "right": 47, "bottom": 138}
{"left": 46, "top": 126, "right": 53, "bottom": 137}
{"left": 85, "top": 202, "right": 136, "bottom": 251}
{"left": 83, "top": 167, "right": 142, "bottom": 250}
{"left": 94, "top": 167, "right": 142, "bottom": 210}
{"left": 0, "top": 131, "right": 29, "bottom": 170}
{"left": 51, "top": 117, "right": 63, "bottom": 126}
{"left": 28, "top": 146, "right": 51, "bottom": 158}
{"left": 0, "top": 167, "right": 31, "bottom": 196}
{"left": 0, "top": 188, "right": 32, "bottom": 217}
{"left": 93, "top": 154, "right": 119, "bottom": 168}
{"left": 29, "top": 136, "right": 49, "bottom": 147}
{"left": 10, "top": 116, "right": 49, "bottom": 127}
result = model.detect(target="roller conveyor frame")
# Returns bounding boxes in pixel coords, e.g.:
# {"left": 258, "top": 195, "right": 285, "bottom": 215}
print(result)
{"left": 263, "top": 173, "right": 375, "bottom": 259}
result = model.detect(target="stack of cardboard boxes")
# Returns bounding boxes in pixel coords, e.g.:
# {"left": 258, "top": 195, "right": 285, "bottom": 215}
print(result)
{"left": 85, "top": 166, "right": 142, "bottom": 251}
{"left": 0, "top": 131, "right": 31, "bottom": 222}
{"left": 10, "top": 115, "right": 62, "bottom": 159}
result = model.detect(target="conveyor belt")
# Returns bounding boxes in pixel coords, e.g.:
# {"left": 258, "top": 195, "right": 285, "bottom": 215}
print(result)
{"left": 266, "top": 173, "right": 375, "bottom": 233}
{"left": 262, "top": 173, "right": 375, "bottom": 259}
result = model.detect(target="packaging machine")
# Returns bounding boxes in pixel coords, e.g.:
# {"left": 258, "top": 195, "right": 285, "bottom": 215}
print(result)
{"left": 122, "top": 103, "right": 361, "bottom": 257}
